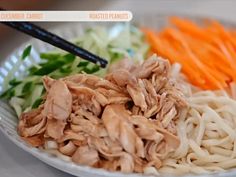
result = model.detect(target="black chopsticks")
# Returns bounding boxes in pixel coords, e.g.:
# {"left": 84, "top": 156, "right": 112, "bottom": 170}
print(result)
{"left": 0, "top": 21, "right": 108, "bottom": 68}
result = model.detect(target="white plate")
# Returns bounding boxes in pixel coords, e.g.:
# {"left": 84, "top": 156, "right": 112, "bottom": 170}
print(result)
{"left": 1, "top": 15, "right": 236, "bottom": 177}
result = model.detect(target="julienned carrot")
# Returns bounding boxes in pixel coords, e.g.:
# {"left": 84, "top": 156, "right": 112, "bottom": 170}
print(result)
{"left": 202, "top": 42, "right": 236, "bottom": 81}
{"left": 215, "top": 39, "right": 236, "bottom": 79}
{"left": 188, "top": 43, "right": 230, "bottom": 83}
{"left": 142, "top": 17, "right": 236, "bottom": 90}
{"left": 195, "top": 52, "right": 231, "bottom": 83}
{"left": 164, "top": 28, "right": 225, "bottom": 89}
{"left": 142, "top": 28, "right": 205, "bottom": 86}
{"left": 200, "top": 20, "right": 236, "bottom": 81}
{"left": 144, "top": 28, "right": 221, "bottom": 89}
{"left": 162, "top": 39, "right": 206, "bottom": 87}
{"left": 185, "top": 37, "right": 232, "bottom": 82}
{"left": 152, "top": 27, "right": 229, "bottom": 89}
{"left": 209, "top": 20, "right": 236, "bottom": 51}
{"left": 170, "top": 17, "right": 213, "bottom": 43}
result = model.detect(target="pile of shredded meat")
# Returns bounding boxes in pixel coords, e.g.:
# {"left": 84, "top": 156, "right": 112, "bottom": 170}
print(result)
{"left": 18, "top": 55, "right": 187, "bottom": 173}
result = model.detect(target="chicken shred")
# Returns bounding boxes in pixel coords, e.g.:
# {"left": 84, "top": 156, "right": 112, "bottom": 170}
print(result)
{"left": 18, "top": 55, "right": 187, "bottom": 173}
{"left": 42, "top": 79, "right": 72, "bottom": 120}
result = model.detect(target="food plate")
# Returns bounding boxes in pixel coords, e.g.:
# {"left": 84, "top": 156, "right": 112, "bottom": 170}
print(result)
{"left": 1, "top": 14, "right": 236, "bottom": 177}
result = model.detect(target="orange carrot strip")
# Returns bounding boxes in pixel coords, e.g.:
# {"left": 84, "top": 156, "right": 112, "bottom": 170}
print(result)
{"left": 143, "top": 28, "right": 205, "bottom": 87}
{"left": 170, "top": 16, "right": 213, "bottom": 43}
{"left": 209, "top": 20, "right": 236, "bottom": 51}
{"left": 143, "top": 17, "right": 236, "bottom": 90}
{"left": 185, "top": 36, "right": 231, "bottom": 82}
{"left": 164, "top": 28, "right": 224, "bottom": 89}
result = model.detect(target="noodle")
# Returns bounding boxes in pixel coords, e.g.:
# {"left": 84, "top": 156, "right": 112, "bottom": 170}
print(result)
{"left": 160, "top": 91, "right": 236, "bottom": 174}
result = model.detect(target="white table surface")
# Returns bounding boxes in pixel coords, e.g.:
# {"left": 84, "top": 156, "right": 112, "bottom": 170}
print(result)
{"left": 1, "top": 0, "right": 236, "bottom": 176}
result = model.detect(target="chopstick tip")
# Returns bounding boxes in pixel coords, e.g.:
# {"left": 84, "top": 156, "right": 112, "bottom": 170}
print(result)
{"left": 98, "top": 59, "right": 108, "bottom": 68}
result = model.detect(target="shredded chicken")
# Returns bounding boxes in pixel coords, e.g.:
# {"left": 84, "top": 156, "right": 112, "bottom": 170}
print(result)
{"left": 18, "top": 55, "right": 187, "bottom": 173}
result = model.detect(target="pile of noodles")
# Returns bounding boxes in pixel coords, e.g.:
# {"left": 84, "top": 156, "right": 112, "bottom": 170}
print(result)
{"left": 158, "top": 64, "right": 236, "bottom": 175}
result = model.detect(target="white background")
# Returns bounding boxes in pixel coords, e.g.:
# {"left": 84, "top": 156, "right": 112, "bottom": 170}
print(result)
{"left": 1, "top": 0, "right": 236, "bottom": 176}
